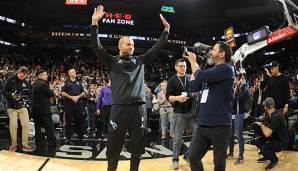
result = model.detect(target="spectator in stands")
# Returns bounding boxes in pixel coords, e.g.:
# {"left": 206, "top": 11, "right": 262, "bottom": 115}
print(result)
{"left": 86, "top": 84, "right": 97, "bottom": 136}
{"left": 96, "top": 79, "right": 112, "bottom": 141}
{"left": 157, "top": 80, "right": 174, "bottom": 139}
{"left": 228, "top": 72, "right": 247, "bottom": 165}
{"left": 265, "top": 61, "right": 291, "bottom": 115}
{"left": 252, "top": 76, "right": 265, "bottom": 118}
{"left": 145, "top": 87, "right": 154, "bottom": 128}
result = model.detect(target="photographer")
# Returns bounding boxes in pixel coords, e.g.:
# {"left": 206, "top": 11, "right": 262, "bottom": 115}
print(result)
{"left": 186, "top": 41, "right": 234, "bottom": 171}
{"left": 254, "top": 97, "right": 288, "bottom": 170}
{"left": 4, "top": 66, "right": 32, "bottom": 152}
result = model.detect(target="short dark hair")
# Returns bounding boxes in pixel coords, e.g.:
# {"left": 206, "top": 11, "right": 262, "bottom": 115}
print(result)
{"left": 104, "top": 78, "right": 110, "bottom": 83}
{"left": 216, "top": 41, "right": 233, "bottom": 63}
{"left": 17, "top": 66, "right": 29, "bottom": 74}
{"left": 36, "top": 69, "right": 46, "bottom": 77}
{"left": 175, "top": 58, "right": 186, "bottom": 66}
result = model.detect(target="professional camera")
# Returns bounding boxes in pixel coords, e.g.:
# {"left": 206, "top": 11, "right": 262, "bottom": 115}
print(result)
{"left": 183, "top": 42, "right": 213, "bottom": 65}
{"left": 252, "top": 114, "right": 268, "bottom": 138}
{"left": 11, "top": 88, "right": 31, "bottom": 109}
{"left": 254, "top": 114, "right": 266, "bottom": 122}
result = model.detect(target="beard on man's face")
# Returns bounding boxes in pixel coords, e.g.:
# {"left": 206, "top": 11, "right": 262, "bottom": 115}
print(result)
{"left": 123, "top": 49, "right": 133, "bottom": 56}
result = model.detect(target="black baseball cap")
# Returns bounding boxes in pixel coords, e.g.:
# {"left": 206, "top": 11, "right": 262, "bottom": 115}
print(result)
{"left": 269, "top": 61, "right": 279, "bottom": 68}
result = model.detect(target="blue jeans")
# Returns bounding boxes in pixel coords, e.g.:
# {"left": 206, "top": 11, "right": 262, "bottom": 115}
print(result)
{"left": 229, "top": 113, "right": 245, "bottom": 158}
{"left": 159, "top": 106, "right": 175, "bottom": 135}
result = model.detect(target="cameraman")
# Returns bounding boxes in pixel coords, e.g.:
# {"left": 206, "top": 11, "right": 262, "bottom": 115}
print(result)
{"left": 4, "top": 66, "right": 33, "bottom": 152}
{"left": 254, "top": 97, "right": 288, "bottom": 170}
{"left": 186, "top": 41, "right": 234, "bottom": 171}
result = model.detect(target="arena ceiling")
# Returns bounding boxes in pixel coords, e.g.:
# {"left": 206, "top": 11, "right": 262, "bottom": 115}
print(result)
{"left": 1, "top": 0, "right": 297, "bottom": 37}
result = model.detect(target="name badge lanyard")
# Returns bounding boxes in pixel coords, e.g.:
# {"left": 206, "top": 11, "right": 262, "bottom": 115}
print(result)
{"left": 177, "top": 75, "right": 187, "bottom": 91}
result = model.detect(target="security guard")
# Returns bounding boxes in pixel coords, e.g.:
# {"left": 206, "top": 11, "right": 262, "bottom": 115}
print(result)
{"left": 62, "top": 69, "right": 86, "bottom": 141}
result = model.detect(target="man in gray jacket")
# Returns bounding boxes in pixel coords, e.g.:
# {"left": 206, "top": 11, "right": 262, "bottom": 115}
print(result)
{"left": 91, "top": 5, "right": 170, "bottom": 171}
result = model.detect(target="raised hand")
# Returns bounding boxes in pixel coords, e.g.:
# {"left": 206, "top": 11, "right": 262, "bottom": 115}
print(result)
{"left": 160, "top": 14, "right": 170, "bottom": 32}
{"left": 184, "top": 52, "right": 197, "bottom": 65}
{"left": 92, "top": 5, "right": 106, "bottom": 25}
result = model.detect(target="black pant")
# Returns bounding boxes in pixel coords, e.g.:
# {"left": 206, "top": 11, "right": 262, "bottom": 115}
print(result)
{"left": 65, "top": 105, "right": 85, "bottom": 139}
{"left": 146, "top": 108, "right": 152, "bottom": 128}
{"left": 256, "top": 139, "right": 285, "bottom": 163}
{"left": 254, "top": 104, "right": 263, "bottom": 118}
{"left": 33, "top": 113, "right": 56, "bottom": 155}
{"left": 87, "top": 110, "right": 97, "bottom": 132}
{"left": 296, "top": 116, "right": 298, "bottom": 135}
{"left": 102, "top": 105, "right": 111, "bottom": 135}
{"left": 189, "top": 126, "right": 231, "bottom": 171}
{"left": 107, "top": 104, "right": 146, "bottom": 171}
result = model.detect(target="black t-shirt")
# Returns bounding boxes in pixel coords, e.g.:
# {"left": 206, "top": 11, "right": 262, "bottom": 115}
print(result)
{"left": 266, "top": 75, "right": 290, "bottom": 109}
{"left": 268, "top": 110, "right": 289, "bottom": 146}
{"left": 86, "top": 93, "right": 96, "bottom": 112}
{"left": 166, "top": 74, "right": 193, "bottom": 114}
{"left": 62, "top": 79, "right": 84, "bottom": 108}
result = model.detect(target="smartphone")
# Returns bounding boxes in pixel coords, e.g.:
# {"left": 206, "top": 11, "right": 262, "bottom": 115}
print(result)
{"left": 183, "top": 47, "right": 189, "bottom": 56}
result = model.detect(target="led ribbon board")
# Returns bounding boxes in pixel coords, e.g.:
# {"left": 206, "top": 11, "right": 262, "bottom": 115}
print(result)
{"left": 65, "top": 0, "right": 87, "bottom": 5}
{"left": 161, "top": 6, "right": 175, "bottom": 13}
{"left": 102, "top": 12, "right": 135, "bottom": 26}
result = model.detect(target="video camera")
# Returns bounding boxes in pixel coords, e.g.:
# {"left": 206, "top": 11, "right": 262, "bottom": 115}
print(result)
{"left": 12, "top": 89, "right": 31, "bottom": 109}
{"left": 183, "top": 42, "right": 213, "bottom": 65}
{"left": 252, "top": 114, "right": 268, "bottom": 138}
{"left": 254, "top": 114, "right": 267, "bottom": 123}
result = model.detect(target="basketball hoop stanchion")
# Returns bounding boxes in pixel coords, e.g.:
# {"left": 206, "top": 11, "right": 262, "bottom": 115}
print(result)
{"left": 232, "top": 0, "right": 298, "bottom": 70}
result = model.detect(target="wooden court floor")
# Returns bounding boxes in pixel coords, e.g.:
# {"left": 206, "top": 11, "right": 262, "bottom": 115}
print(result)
{"left": 0, "top": 145, "right": 297, "bottom": 171}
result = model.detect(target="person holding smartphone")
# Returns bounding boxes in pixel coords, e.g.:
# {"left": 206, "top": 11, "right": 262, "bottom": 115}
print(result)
{"left": 166, "top": 58, "right": 197, "bottom": 170}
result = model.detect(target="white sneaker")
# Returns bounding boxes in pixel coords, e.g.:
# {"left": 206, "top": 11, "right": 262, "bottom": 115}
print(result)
{"left": 172, "top": 161, "right": 179, "bottom": 170}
